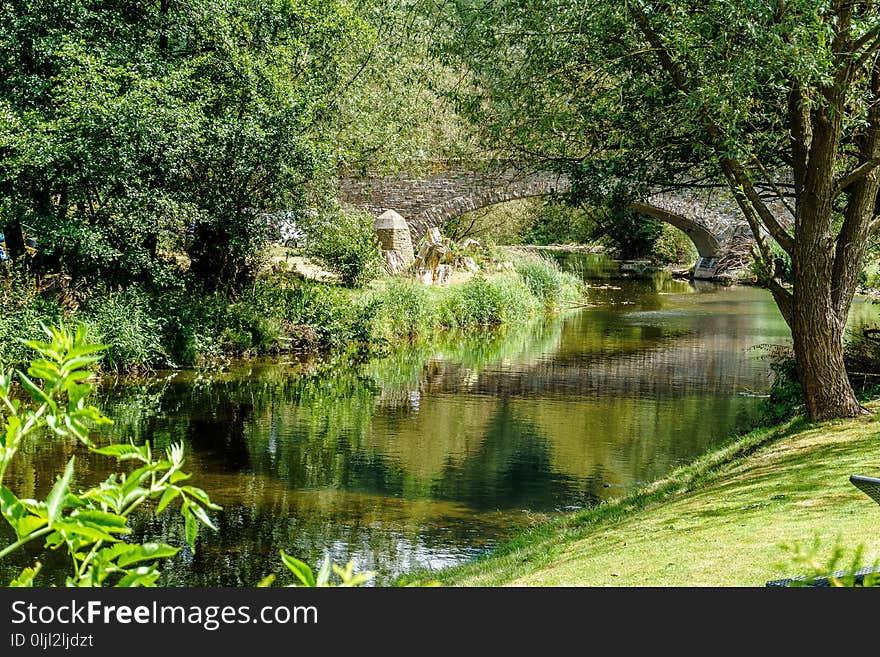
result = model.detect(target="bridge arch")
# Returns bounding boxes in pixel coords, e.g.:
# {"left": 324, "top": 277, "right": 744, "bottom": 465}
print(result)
{"left": 338, "top": 167, "right": 753, "bottom": 278}
{"left": 415, "top": 191, "right": 722, "bottom": 262}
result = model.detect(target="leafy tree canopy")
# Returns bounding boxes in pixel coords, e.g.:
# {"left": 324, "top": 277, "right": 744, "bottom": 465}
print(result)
{"left": 435, "top": 0, "right": 880, "bottom": 420}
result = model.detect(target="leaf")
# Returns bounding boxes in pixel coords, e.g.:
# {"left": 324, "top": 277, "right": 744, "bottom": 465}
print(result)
{"left": 61, "top": 354, "right": 103, "bottom": 374}
{"left": 27, "top": 362, "right": 60, "bottom": 382}
{"left": 0, "top": 487, "right": 46, "bottom": 539}
{"left": 46, "top": 458, "right": 75, "bottom": 528}
{"left": 315, "top": 556, "right": 332, "bottom": 586}
{"left": 71, "top": 509, "right": 128, "bottom": 530}
{"left": 96, "top": 543, "right": 135, "bottom": 562}
{"left": 181, "top": 485, "right": 220, "bottom": 510}
{"left": 4, "top": 415, "right": 22, "bottom": 447}
{"left": 186, "top": 502, "right": 217, "bottom": 532}
{"left": 121, "top": 466, "right": 152, "bottom": 496}
{"left": 51, "top": 521, "right": 120, "bottom": 543}
{"left": 120, "top": 487, "right": 150, "bottom": 510}
{"left": 155, "top": 487, "right": 180, "bottom": 513}
{"left": 9, "top": 563, "right": 41, "bottom": 587}
{"left": 116, "top": 565, "right": 161, "bottom": 587}
{"left": 257, "top": 574, "right": 276, "bottom": 587}
{"left": 92, "top": 443, "right": 142, "bottom": 459}
{"left": 184, "top": 509, "right": 198, "bottom": 553}
{"left": 16, "top": 370, "right": 53, "bottom": 407}
{"left": 169, "top": 470, "right": 191, "bottom": 484}
{"left": 280, "top": 551, "right": 316, "bottom": 587}
{"left": 0, "top": 485, "right": 25, "bottom": 529}
{"left": 115, "top": 543, "right": 179, "bottom": 567}
{"left": 16, "top": 515, "right": 48, "bottom": 537}
{"left": 339, "top": 571, "right": 373, "bottom": 587}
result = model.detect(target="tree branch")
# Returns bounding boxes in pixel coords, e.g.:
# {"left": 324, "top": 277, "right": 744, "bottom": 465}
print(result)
{"left": 835, "top": 157, "right": 880, "bottom": 195}
{"left": 628, "top": 1, "right": 794, "bottom": 255}
{"left": 788, "top": 82, "right": 812, "bottom": 198}
{"left": 722, "top": 158, "right": 795, "bottom": 254}
{"left": 832, "top": 53, "right": 880, "bottom": 317}
{"left": 627, "top": 3, "right": 690, "bottom": 90}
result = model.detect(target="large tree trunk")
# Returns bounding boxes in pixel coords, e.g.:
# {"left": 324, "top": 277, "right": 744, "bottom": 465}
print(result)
{"left": 791, "top": 260, "right": 865, "bottom": 422}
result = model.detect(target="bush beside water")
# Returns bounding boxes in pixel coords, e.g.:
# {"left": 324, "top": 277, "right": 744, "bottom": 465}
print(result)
{"left": 0, "top": 254, "right": 583, "bottom": 371}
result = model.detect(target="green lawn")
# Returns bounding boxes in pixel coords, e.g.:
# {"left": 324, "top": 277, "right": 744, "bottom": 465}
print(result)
{"left": 421, "top": 409, "right": 880, "bottom": 586}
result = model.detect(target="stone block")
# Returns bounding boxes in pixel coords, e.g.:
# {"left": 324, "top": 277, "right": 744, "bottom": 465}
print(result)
{"left": 374, "top": 209, "right": 414, "bottom": 268}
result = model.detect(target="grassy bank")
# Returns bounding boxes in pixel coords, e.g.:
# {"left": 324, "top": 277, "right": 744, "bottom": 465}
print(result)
{"left": 405, "top": 409, "right": 880, "bottom": 586}
{"left": 0, "top": 252, "right": 583, "bottom": 371}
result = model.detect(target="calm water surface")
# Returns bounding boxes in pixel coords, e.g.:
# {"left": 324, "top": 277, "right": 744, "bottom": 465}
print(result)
{"left": 10, "top": 256, "right": 877, "bottom": 584}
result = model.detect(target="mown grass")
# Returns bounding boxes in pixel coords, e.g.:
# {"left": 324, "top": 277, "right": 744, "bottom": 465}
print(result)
{"left": 400, "top": 409, "right": 880, "bottom": 586}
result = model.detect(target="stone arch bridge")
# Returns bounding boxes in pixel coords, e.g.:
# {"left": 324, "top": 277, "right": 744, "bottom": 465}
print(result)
{"left": 339, "top": 168, "right": 764, "bottom": 279}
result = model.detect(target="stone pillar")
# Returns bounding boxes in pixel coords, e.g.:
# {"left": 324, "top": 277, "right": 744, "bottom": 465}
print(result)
{"left": 375, "top": 210, "right": 414, "bottom": 273}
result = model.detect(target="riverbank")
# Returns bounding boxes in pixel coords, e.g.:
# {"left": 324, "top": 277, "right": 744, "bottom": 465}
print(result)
{"left": 0, "top": 250, "right": 583, "bottom": 371}
{"left": 405, "top": 408, "right": 880, "bottom": 586}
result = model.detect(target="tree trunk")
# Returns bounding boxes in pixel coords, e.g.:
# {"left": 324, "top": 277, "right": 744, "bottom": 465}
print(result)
{"left": 791, "top": 278, "right": 864, "bottom": 421}
{"left": 2, "top": 220, "right": 25, "bottom": 260}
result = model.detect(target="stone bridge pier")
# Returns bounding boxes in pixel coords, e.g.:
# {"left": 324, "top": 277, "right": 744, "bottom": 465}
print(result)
{"left": 339, "top": 167, "right": 765, "bottom": 279}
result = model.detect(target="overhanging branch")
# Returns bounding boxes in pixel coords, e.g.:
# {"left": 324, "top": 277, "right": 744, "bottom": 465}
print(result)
{"left": 835, "top": 157, "right": 880, "bottom": 195}
{"left": 628, "top": 1, "right": 795, "bottom": 256}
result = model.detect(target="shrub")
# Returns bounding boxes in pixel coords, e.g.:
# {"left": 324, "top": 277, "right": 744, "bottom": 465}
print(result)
{"left": 776, "top": 537, "right": 880, "bottom": 587}
{"left": 0, "top": 325, "right": 219, "bottom": 586}
{"left": 843, "top": 328, "right": 880, "bottom": 399}
{"left": 757, "top": 345, "right": 803, "bottom": 425}
{"left": 652, "top": 224, "right": 698, "bottom": 265}
{"left": 81, "top": 288, "right": 167, "bottom": 371}
{"left": 288, "top": 283, "right": 362, "bottom": 348}
{"left": 303, "top": 210, "right": 382, "bottom": 287}
{"left": 0, "top": 272, "right": 62, "bottom": 367}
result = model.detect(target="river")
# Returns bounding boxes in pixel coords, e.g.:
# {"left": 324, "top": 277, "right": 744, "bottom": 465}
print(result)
{"left": 6, "top": 256, "right": 879, "bottom": 585}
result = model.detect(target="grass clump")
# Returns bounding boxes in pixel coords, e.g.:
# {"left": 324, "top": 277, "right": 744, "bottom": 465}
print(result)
{"left": 439, "top": 274, "right": 538, "bottom": 328}
{"left": 1, "top": 250, "right": 586, "bottom": 371}
{"left": 512, "top": 253, "right": 583, "bottom": 310}
{"left": 81, "top": 288, "right": 167, "bottom": 371}
{"left": 0, "top": 271, "right": 63, "bottom": 367}
{"left": 374, "top": 280, "right": 437, "bottom": 339}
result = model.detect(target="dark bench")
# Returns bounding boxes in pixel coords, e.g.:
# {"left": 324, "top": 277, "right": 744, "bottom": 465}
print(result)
{"left": 849, "top": 474, "right": 880, "bottom": 506}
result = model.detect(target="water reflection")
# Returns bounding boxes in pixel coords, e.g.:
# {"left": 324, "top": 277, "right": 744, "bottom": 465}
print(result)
{"left": 5, "top": 258, "right": 814, "bottom": 584}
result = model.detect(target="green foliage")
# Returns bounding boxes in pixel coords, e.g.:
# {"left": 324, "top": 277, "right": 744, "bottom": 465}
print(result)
{"left": 751, "top": 243, "right": 793, "bottom": 286}
{"left": 260, "top": 552, "right": 374, "bottom": 588}
{"left": 0, "top": 271, "right": 62, "bottom": 368}
{"left": 437, "top": 1, "right": 880, "bottom": 421}
{"left": 0, "top": 325, "right": 219, "bottom": 586}
{"left": 303, "top": 210, "right": 383, "bottom": 288}
{"left": 585, "top": 204, "right": 664, "bottom": 260}
{"left": 0, "top": 0, "right": 375, "bottom": 290}
{"left": 258, "top": 548, "right": 439, "bottom": 587}
{"left": 776, "top": 537, "right": 880, "bottom": 587}
{"left": 449, "top": 197, "right": 690, "bottom": 264}
{"left": 757, "top": 345, "right": 804, "bottom": 425}
{"left": 519, "top": 201, "right": 598, "bottom": 247}
{"left": 652, "top": 224, "right": 698, "bottom": 265}
{"left": 2, "top": 255, "right": 585, "bottom": 372}
{"left": 375, "top": 280, "right": 436, "bottom": 339}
